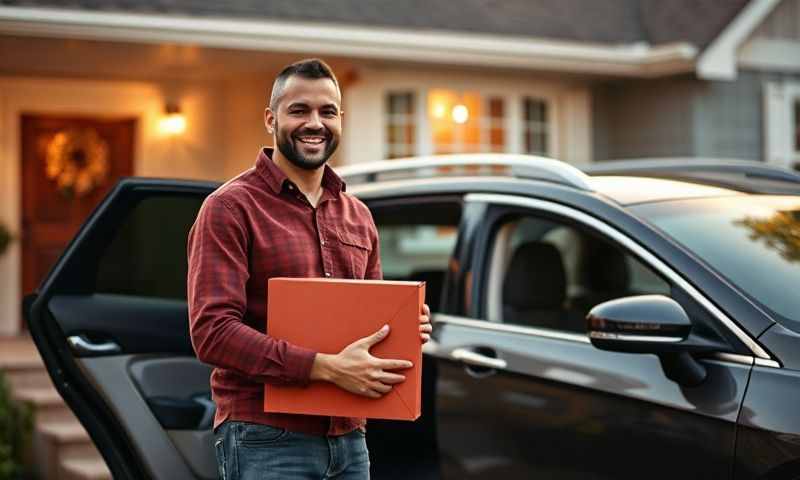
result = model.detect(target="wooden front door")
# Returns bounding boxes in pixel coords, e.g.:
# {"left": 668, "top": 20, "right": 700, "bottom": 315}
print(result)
{"left": 21, "top": 115, "right": 136, "bottom": 319}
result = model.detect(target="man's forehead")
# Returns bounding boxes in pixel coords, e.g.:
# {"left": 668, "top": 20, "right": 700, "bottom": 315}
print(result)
{"left": 281, "top": 76, "right": 340, "bottom": 105}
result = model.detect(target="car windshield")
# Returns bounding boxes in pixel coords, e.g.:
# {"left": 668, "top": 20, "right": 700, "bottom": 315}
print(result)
{"left": 632, "top": 195, "right": 800, "bottom": 333}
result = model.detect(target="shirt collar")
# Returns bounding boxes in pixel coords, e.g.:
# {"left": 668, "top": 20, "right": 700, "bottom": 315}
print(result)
{"left": 256, "top": 147, "right": 346, "bottom": 197}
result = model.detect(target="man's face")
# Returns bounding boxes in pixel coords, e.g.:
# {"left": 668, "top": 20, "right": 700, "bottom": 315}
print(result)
{"left": 266, "top": 76, "right": 342, "bottom": 170}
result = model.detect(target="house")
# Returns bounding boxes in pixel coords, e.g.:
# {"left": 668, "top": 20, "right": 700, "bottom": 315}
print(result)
{"left": 0, "top": 0, "right": 798, "bottom": 336}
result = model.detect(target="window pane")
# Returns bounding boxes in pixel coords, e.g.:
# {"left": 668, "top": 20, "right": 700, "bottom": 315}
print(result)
{"left": 490, "top": 127, "right": 505, "bottom": 147}
{"left": 485, "top": 215, "right": 670, "bottom": 332}
{"left": 794, "top": 99, "right": 799, "bottom": 152}
{"left": 489, "top": 97, "right": 504, "bottom": 118}
{"left": 96, "top": 195, "right": 204, "bottom": 299}
{"left": 522, "top": 98, "right": 549, "bottom": 155}
{"left": 386, "top": 92, "right": 416, "bottom": 159}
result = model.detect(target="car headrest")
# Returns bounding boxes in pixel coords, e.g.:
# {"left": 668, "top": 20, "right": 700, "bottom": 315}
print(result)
{"left": 503, "top": 242, "right": 566, "bottom": 310}
{"left": 583, "top": 242, "right": 630, "bottom": 293}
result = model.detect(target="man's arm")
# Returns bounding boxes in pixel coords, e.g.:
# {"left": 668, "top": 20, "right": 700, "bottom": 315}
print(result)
{"left": 187, "top": 194, "right": 315, "bottom": 386}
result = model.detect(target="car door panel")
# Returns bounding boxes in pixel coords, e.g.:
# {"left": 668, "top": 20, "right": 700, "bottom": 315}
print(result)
{"left": 26, "top": 179, "right": 218, "bottom": 479}
{"left": 735, "top": 363, "right": 800, "bottom": 480}
{"left": 50, "top": 294, "right": 192, "bottom": 354}
{"left": 433, "top": 318, "right": 749, "bottom": 479}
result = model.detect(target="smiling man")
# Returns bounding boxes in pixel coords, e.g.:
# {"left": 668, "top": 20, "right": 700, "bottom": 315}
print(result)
{"left": 187, "top": 58, "right": 431, "bottom": 480}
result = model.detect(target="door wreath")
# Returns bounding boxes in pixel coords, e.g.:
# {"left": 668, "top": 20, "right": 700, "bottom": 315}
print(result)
{"left": 45, "top": 128, "right": 110, "bottom": 197}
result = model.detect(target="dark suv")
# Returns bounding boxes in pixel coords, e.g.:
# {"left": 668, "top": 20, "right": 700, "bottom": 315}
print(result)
{"left": 25, "top": 156, "right": 800, "bottom": 479}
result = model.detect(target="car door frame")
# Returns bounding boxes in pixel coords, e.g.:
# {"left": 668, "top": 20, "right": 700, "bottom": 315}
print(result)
{"left": 25, "top": 178, "right": 219, "bottom": 480}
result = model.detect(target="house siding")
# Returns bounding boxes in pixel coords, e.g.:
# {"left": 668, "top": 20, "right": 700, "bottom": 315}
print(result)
{"left": 592, "top": 76, "right": 696, "bottom": 161}
{"left": 694, "top": 70, "right": 800, "bottom": 161}
{"left": 751, "top": 0, "right": 800, "bottom": 40}
{"left": 593, "top": 70, "right": 800, "bottom": 162}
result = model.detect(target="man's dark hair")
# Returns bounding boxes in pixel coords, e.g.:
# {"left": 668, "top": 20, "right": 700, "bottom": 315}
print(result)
{"left": 269, "top": 58, "right": 340, "bottom": 110}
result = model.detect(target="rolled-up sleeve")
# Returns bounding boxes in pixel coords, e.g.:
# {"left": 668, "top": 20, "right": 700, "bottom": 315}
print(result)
{"left": 187, "top": 194, "right": 316, "bottom": 385}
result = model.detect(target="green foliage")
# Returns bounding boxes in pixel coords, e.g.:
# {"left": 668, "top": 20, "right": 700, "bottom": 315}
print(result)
{"left": 0, "top": 373, "right": 33, "bottom": 480}
{"left": 0, "top": 223, "right": 10, "bottom": 257}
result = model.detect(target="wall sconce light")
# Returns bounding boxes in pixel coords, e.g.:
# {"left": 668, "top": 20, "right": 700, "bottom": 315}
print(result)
{"left": 159, "top": 103, "right": 187, "bottom": 136}
{"left": 452, "top": 104, "right": 469, "bottom": 124}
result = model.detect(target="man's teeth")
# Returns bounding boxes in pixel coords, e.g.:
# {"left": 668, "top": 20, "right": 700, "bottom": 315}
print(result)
{"left": 297, "top": 136, "right": 325, "bottom": 145}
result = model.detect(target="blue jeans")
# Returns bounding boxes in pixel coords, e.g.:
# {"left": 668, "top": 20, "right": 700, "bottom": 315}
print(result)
{"left": 214, "top": 421, "right": 370, "bottom": 480}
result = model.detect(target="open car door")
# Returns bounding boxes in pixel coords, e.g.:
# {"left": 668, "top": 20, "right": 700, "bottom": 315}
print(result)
{"left": 25, "top": 178, "right": 220, "bottom": 480}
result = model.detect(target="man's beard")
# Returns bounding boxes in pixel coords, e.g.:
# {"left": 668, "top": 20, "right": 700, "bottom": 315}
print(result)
{"left": 275, "top": 120, "right": 339, "bottom": 171}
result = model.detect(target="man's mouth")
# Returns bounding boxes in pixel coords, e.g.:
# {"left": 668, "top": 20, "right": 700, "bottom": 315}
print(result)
{"left": 295, "top": 135, "right": 326, "bottom": 146}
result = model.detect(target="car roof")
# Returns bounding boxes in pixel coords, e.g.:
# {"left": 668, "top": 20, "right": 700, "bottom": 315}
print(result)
{"left": 338, "top": 155, "right": 800, "bottom": 206}
{"left": 588, "top": 176, "right": 745, "bottom": 205}
{"left": 583, "top": 158, "right": 800, "bottom": 197}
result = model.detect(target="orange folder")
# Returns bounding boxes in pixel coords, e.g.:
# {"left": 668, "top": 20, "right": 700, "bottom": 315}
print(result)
{"left": 265, "top": 277, "right": 425, "bottom": 420}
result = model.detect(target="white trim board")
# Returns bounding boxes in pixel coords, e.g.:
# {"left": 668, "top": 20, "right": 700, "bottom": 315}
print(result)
{"left": 739, "top": 38, "right": 800, "bottom": 73}
{"left": 0, "top": 6, "right": 697, "bottom": 77}
{"left": 764, "top": 81, "right": 800, "bottom": 169}
{"left": 697, "top": 0, "right": 782, "bottom": 80}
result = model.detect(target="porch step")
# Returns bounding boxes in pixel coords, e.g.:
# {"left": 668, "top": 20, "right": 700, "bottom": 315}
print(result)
{"left": 59, "top": 457, "right": 112, "bottom": 480}
{"left": 38, "top": 419, "right": 103, "bottom": 480}
{"left": 0, "top": 336, "right": 112, "bottom": 479}
{"left": 13, "top": 385, "right": 76, "bottom": 423}
{"left": 4, "top": 367, "right": 54, "bottom": 390}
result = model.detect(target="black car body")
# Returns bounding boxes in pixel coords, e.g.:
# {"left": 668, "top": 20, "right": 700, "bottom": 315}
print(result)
{"left": 24, "top": 155, "right": 800, "bottom": 479}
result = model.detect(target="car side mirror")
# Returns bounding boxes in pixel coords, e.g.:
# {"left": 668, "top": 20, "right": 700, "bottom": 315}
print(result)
{"left": 587, "top": 295, "right": 707, "bottom": 387}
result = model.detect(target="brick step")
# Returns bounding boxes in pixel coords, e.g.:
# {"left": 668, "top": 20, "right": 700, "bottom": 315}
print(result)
{"left": 37, "top": 419, "right": 101, "bottom": 480}
{"left": 4, "top": 367, "right": 53, "bottom": 390}
{"left": 14, "top": 385, "right": 76, "bottom": 424}
{"left": 59, "top": 457, "right": 112, "bottom": 480}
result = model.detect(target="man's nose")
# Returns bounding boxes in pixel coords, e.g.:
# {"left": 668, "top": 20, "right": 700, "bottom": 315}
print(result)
{"left": 305, "top": 111, "right": 323, "bottom": 129}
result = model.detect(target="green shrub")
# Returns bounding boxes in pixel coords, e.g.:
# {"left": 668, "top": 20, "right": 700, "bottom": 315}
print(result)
{"left": 0, "top": 373, "right": 33, "bottom": 480}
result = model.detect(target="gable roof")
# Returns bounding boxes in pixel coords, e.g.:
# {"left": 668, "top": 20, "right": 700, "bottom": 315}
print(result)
{"left": 0, "top": 0, "right": 748, "bottom": 50}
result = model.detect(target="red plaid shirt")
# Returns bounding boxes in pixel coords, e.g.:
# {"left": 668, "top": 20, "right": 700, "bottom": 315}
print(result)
{"left": 187, "top": 148, "right": 380, "bottom": 436}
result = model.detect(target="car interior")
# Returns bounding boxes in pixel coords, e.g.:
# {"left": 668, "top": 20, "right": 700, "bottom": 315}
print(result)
{"left": 486, "top": 215, "right": 670, "bottom": 333}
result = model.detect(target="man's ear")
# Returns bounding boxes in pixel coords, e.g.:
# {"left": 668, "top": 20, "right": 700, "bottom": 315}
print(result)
{"left": 264, "top": 107, "right": 275, "bottom": 134}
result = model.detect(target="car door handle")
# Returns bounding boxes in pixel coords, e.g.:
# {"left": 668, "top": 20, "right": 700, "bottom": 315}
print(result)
{"left": 67, "top": 335, "right": 122, "bottom": 355}
{"left": 450, "top": 348, "right": 507, "bottom": 370}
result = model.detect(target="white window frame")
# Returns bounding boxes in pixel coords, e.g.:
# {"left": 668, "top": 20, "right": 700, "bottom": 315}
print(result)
{"left": 764, "top": 81, "right": 800, "bottom": 170}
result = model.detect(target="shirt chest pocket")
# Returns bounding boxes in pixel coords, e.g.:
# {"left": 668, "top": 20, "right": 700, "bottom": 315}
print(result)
{"left": 336, "top": 228, "right": 372, "bottom": 279}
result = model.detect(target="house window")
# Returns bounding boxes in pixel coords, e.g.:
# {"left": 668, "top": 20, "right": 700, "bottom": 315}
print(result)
{"left": 795, "top": 99, "right": 800, "bottom": 157}
{"left": 428, "top": 89, "right": 506, "bottom": 154}
{"left": 385, "top": 92, "right": 416, "bottom": 159}
{"left": 523, "top": 97, "right": 549, "bottom": 156}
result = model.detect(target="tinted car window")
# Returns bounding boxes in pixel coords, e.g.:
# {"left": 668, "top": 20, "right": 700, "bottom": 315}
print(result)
{"left": 486, "top": 214, "right": 669, "bottom": 333}
{"left": 95, "top": 195, "right": 203, "bottom": 299}
{"left": 633, "top": 195, "right": 800, "bottom": 333}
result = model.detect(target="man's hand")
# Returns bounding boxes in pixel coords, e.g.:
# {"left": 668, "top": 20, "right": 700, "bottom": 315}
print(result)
{"left": 420, "top": 303, "right": 432, "bottom": 344}
{"left": 310, "top": 325, "right": 412, "bottom": 398}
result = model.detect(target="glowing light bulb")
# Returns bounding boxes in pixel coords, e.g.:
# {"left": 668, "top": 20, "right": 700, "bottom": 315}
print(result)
{"left": 159, "top": 112, "right": 186, "bottom": 136}
{"left": 452, "top": 104, "right": 469, "bottom": 124}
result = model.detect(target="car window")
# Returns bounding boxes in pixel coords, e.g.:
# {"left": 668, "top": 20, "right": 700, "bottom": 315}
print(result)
{"left": 485, "top": 214, "right": 670, "bottom": 333}
{"left": 95, "top": 195, "right": 204, "bottom": 299}
{"left": 371, "top": 200, "right": 462, "bottom": 312}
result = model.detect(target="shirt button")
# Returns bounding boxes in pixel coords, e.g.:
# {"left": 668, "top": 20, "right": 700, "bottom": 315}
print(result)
{"left": 321, "top": 240, "right": 326, "bottom": 246}
{"left": 325, "top": 272, "right": 331, "bottom": 277}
